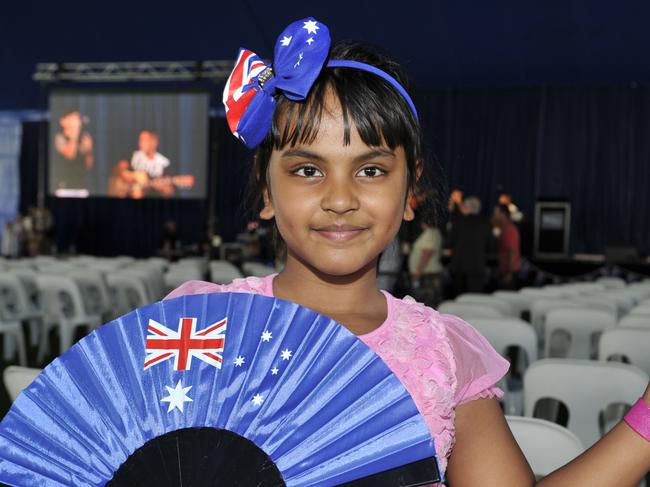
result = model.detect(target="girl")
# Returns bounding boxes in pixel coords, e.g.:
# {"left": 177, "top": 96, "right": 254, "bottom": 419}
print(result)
{"left": 168, "top": 17, "right": 650, "bottom": 486}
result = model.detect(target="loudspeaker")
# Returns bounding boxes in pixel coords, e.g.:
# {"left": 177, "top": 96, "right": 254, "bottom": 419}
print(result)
{"left": 534, "top": 201, "right": 571, "bottom": 258}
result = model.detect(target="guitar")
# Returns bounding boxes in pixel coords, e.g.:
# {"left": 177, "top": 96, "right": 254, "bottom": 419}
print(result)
{"left": 108, "top": 161, "right": 196, "bottom": 199}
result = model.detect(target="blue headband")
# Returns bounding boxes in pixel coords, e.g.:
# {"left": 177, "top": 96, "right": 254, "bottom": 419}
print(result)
{"left": 223, "top": 17, "right": 418, "bottom": 149}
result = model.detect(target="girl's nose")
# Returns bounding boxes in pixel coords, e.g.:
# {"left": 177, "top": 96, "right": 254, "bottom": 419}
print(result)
{"left": 320, "top": 176, "right": 360, "bottom": 215}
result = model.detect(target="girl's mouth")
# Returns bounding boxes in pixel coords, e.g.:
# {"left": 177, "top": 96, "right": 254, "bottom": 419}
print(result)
{"left": 313, "top": 224, "right": 368, "bottom": 242}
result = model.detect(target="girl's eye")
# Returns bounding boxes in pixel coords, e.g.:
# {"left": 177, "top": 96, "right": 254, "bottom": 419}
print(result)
{"left": 356, "top": 166, "right": 386, "bottom": 178}
{"left": 293, "top": 166, "right": 323, "bottom": 178}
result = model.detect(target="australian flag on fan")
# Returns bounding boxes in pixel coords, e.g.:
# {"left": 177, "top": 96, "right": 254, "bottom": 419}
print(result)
{"left": 133, "top": 292, "right": 442, "bottom": 484}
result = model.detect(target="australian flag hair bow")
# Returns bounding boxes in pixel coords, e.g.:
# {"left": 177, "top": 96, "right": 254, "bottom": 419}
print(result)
{"left": 223, "top": 17, "right": 331, "bottom": 149}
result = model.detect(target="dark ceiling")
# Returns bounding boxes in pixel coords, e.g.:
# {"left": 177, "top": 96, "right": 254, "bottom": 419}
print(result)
{"left": 3, "top": 0, "right": 650, "bottom": 109}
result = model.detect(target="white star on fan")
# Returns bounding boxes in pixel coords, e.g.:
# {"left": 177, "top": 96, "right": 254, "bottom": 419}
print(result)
{"left": 280, "top": 35, "right": 292, "bottom": 46}
{"left": 252, "top": 393, "right": 264, "bottom": 406}
{"left": 234, "top": 355, "right": 245, "bottom": 367}
{"left": 160, "top": 380, "right": 193, "bottom": 413}
{"left": 271, "top": 367, "right": 279, "bottom": 375}
{"left": 306, "top": 37, "right": 314, "bottom": 46}
{"left": 280, "top": 349, "right": 292, "bottom": 361}
{"left": 261, "top": 330, "right": 273, "bottom": 342}
{"left": 303, "top": 20, "right": 319, "bottom": 35}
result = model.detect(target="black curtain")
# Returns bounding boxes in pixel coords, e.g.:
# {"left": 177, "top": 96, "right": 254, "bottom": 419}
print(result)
{"left": 418, "top": 85, "right": 650, "bottom": 255}
{"left": 18, "top": 86, "right": 650, "bottom": 256}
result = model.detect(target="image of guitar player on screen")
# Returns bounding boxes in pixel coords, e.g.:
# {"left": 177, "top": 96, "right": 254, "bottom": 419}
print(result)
{"left": 53, "top": 109, "right": 94, "bottom": 193}
{"left": 107, "top": 129, "right": 195, "bottom": 199}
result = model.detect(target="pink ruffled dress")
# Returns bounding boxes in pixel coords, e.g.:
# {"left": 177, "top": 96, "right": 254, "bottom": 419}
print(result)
{"left": 166, "top": 274, "right": 509, "bottom": 482}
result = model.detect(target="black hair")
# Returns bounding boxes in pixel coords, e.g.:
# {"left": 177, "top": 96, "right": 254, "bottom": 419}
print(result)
{"left": 497, "top": 204, "right": 511, "bottom": 219}
{"left": 245, "top": 40, "right": 445, "bottom": 244}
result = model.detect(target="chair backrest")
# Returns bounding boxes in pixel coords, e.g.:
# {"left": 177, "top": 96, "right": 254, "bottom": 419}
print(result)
{"left": 544, "top": 308, "right": 616, "bottom": 359}
{"left": 209, "top": 261, "right": 243, "bottom": 284}
{"left": 68, "top": 269, "right": 112, "bottom": 318}
{"left": 437, "top": 301, "right": 503, "bottom": 320}
{"left": 242, "top": 262, "right": 277, "bottom": 278}
{"left": 506, "top": 416, "right": 584, "bottom": 478}
{"left": 618, "top": 314, "right": 650, "bottom": 329}
{"left": 569, "top": 297, "right": 618, "bottom": 319}
{"left": 599, "top": 328, "right": 650, "bottom": 375}
{"left": 35, "top": 274, "right": 89, "bottom": 324}
{"left": 3, "top": 365, "right": 42, "bottom": 401}
{"left": 524, "top": 359, "right": 649, "bottom": 447}
{"left": 456, "top": 294, "right": 515, "bottom": 316}
{"left": 597, "top": 277, "right": 627, "bottom": 289}
{"left": 629, "top": 305, "right": 650, "bottom": 317}
{"left": 105, "top": 273, "right": 150, "bottom": 315}
{"left": 529, "top": 299, "right": 579, "bottom": 339}
{"left": 0, "top": 272, "right": 31, "bottom": 320}
{"left": 469, "top": 318, "right": 538, "bottom": 365}
{"left": 493, "top": 291, "right": 532, "bottom": 317}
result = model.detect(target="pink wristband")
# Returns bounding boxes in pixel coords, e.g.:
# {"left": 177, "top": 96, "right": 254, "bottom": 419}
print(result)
{"left": 624, "top": 398, "right": 650, "bottom": 442}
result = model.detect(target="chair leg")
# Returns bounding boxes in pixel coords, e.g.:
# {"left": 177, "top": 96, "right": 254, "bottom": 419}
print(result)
{"left": 3, "top": 331, "right": 16, "bottom": 361}
{"left": 13, "top": 327, "right": 27, "bottom": 367}
{"left": 36, "top": 320, "right": 53, "bottom": 364}
{"left": 28, "top": 318, "right": 40, "bottom": 347}
{"left": 59, "top": 322, "right": 74, "bottom": 356}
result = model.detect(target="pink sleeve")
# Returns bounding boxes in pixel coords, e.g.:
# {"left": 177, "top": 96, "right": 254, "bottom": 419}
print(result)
{"left": 442, "top": 314, "right": 510, "bottom": 405}
{"left": 164, "top": 280, "right": 224, "bottom": 300}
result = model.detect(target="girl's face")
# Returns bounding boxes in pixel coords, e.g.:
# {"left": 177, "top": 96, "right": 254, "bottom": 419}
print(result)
{"left": 260, "top": 93, "right": 415, "bottom": 277}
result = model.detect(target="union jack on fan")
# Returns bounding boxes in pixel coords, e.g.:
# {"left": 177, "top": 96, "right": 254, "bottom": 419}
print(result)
{"left": 144, "top": 317, "right": 227, "bottom": 371}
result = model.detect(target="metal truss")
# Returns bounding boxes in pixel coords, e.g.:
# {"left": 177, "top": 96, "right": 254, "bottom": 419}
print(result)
{"left": 33, "top": 61, "right": 234, "bottom": 83}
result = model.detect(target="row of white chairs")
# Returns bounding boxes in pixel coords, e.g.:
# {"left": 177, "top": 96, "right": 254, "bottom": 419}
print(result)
{"left": 0, "top": 257, "right": 279, "bottom": 364}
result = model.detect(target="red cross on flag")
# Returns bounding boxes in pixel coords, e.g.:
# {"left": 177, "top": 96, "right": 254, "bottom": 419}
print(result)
{"left": 144, "top": 317, "right": 227, "bottom": 371}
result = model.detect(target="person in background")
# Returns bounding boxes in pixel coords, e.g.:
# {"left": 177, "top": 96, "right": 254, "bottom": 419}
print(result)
{"left": 53, "top": 110, "right": 94, "bottom": 190}
{"left": 160, "top": 220, "right": 180, "bottom": 260}
{"left": 498, "top": 191, "right": 523, "bottom": 223}
{"left": 493, "top": 203, "right": 521, "bottom": 289}
{"left": 131, "top": 130, "right": 170, "bottom": 179}
{"left": 408, "top": 220, "right": 443, "bottom": 306}
{"left": 448, "top": 196, "right": 494, "bottom": 295}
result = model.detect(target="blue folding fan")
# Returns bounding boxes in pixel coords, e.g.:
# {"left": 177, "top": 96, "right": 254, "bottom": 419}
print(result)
{"left": 0, "top": 292, "right": 441, "bottom": 486}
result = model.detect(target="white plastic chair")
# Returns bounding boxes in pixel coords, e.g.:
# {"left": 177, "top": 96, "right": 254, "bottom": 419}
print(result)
{"left": 599, "top": 328, "right": 650, "bottom": 375}
{"left": 529, "top": 299, "right": 579, "bottom": 342}
{"left": 570, "top": 297, "right": 618, "bottom": 319}
{"left": 506, "top": 416, "right": 584, "bottom": 479}
{"left": 544, "top": 308, "right": 616, "bottom": 359}
{"left": 68, "top": 269, "right": 114, "bottom": 321}
{"left": 3, "top": 365, "right": 41, "bottom": 401}
{"left": 124, "top": 266, "right": 164, "bottom": 302}
{"left": 524, "top": 359, "right": 649, "bottom": 447}
{"left": 0, "top": 271, "right": 43, "bottom": 350}
{"left": 242, "top": 261, "right": 277, "bottom": 278}
{"left": 35, "top": 274, "right": 102, "bottom": 361}
{"left": 493, "top": 290, "right": 531, "bottom": 319}
{"left": 456, "top": 294, "right": 515, "bottom": 316}
{"left": 470, "top": 318, "right": 538, "bottom": 365}
{"left": 0, "top": 305, "right": 27, "bottom": 366}
{"left": 469, "top": 317, "right": 538, "bottom": 415}
{"left": 619, "top": 314, "right": 650, "bottom": 329}
{"left": 597, "top": 277, "right": 627, "bottom": 289}
{"left": 629, "top": 305, "right": 650, "bottom": 317}
{"left": 105, "top": 273, "right": 151, "bottom": 316}
{"left": 437, "top": 301, "right": 503, "bottom": 320}
{"left": 209, "top": 260, "right": 243, "bottom": 284}
{"left": 164, "top": 262, "right": 205, "bottom": 291}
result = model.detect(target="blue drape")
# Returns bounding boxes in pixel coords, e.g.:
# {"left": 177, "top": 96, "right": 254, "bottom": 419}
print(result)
{"left": 0, "top": 113, "right": 22, "bottom": 249}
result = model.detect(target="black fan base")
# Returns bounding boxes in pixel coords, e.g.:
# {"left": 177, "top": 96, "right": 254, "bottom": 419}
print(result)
{"left": 108, "top": 427, "right": 286, "bottom": 486}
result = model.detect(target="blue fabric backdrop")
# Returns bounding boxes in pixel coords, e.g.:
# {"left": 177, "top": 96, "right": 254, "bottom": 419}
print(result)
{"left": 0, "top": 113, "right": 22, "bottom": 248}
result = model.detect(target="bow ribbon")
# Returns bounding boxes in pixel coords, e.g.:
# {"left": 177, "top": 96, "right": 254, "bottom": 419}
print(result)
{"left": 222, "top": 17, "right": 331, "bottom": 149}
